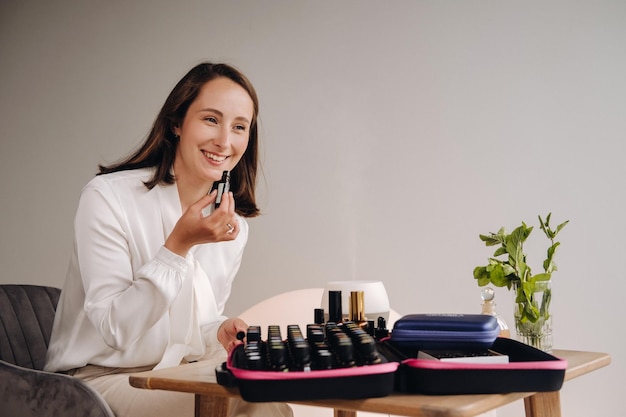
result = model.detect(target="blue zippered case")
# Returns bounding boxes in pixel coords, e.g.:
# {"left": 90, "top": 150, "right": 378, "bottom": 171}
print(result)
{"left": 390, "top": 314, "right": 500, "bottom": 350}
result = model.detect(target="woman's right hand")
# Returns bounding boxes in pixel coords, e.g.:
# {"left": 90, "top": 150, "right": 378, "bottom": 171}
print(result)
{"left": 164, "top": 190, "right": 239, "bottom": 257}
{"left": 217, "top": 317, "right": 249, "bottom": 353}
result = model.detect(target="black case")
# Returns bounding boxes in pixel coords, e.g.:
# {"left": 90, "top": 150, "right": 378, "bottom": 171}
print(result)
{"left": 216, "top": 343, "right": 398, "bottom": 402}
{"left": 379, "top": 337, "right": 568, "bottom": 395}
{"left": 215, "top": 317, "right": 567, "bottom": 400}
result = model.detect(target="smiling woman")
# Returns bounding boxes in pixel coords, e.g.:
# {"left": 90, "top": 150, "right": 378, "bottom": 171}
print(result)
{"left": 42, "top": 62, "right": 292, "bottom": 417}
{"left": 172, "top": 76, "right": 254, "bottom": 213}
{"left": 98, "top": 63, "right": 261, "bottom": 218}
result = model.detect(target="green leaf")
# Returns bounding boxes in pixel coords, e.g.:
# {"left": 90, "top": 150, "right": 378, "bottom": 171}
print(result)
{"left": 531, "top": 273, "right": 551, "bottom": 283}
{"left": 506, "top": 225, "right": 532, "bottom": 263}
{"left": 479, "top": 233, "right": 503, "bottom": 246}
{"left": 489, "top": 263, "right": 506, "bottom": 285}
{"left": 473, "top": 266, "right": 491, "bottom": 286}
{"left": 543, "top": 242, "right": 560, "bottom": 272}
{"left": 538, "top": 214, "right": 549, "bottom": 237}
{"left": 524, "top": 303, "right": 540, "bottom": 322}
{"left": 493, "top": 247, "right": 508, "bottom": 257}
{"left": 502, "top": 264, "right": 516, "bottom": 277}
{"left": 539, "top": 214, "right": 569, "bottom": 241}
{"left": 555, "top": 220, "right": 569, "bottom": 236}
{"left": 538, "top": 213, "right": 554, "bottom": 239}
{"left": 473, "top": 266, "right": 487, "bottom": 280}
{"left": 522, "top": 280, "right": 534, "bottom": 298}
{"left": 540, "top": 288, "right": 552, "bottom": 317}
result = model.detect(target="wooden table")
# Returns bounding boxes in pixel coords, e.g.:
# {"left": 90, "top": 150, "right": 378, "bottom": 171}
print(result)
{"left": 129, "top": 349, "right": 610, "bottom": 417}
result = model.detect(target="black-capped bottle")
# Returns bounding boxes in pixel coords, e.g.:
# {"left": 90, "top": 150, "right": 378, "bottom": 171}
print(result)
{"left": 328, "top": 290, "right": 343, "bottom": 323}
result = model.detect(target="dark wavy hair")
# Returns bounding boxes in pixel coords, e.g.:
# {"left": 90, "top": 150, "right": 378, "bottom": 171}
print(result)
{"left": 98, "top": 62, "right": 260, "bottom": 217}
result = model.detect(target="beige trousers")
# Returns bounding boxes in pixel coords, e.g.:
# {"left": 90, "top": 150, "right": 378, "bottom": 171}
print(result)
{"left": 73, "top": 362, "right": 293, "bottom": 417}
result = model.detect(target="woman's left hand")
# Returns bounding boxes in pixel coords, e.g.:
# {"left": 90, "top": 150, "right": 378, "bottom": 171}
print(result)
{"left": 217, "top": 317, "right": 248, "bottom": 353}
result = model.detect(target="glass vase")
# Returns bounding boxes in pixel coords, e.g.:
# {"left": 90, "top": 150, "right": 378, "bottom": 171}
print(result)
{"left": 512, "top": 280, "right": 553, "bottom": 352}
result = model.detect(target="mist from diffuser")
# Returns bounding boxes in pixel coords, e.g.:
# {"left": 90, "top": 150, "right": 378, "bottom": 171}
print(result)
{"left": 321, "top": 281, "right": 390, "bottom": 323}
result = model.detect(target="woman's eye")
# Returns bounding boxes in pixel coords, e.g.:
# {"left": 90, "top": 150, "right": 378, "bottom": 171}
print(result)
{"left": 205, "top": 116, "right": 218, "bottom": 124}
{"left": 234, "top": 124, "right": 247, "bottom": 131}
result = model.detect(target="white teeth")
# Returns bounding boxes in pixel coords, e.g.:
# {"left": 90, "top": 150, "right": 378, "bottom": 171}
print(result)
{"left": 203, "top": 151, "right": 226, "bottom": 162}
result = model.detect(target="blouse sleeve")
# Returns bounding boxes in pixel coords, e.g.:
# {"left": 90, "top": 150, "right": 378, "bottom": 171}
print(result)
{"left": 199, "top": 216, "right": 249, "bottom": 347}
{"left": 75, "top": 178, "right": 184, "bottom": 351}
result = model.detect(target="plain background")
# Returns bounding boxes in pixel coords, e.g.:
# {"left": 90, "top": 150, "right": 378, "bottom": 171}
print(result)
{"left": 1, "top": 1, "right": 623, "bottom": 416}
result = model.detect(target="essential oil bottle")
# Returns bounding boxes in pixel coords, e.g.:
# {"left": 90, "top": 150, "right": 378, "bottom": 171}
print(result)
{"left": 480, "top": 286, "right": 510, "bottom": 338}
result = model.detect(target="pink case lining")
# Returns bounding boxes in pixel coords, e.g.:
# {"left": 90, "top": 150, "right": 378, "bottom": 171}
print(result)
{"left": 227, "top": 350, "right": 399, "bottom": 380}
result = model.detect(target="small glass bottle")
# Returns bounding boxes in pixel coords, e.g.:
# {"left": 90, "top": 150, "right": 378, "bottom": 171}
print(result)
{"left": 480, "top": 286, "right": 510, "bottom": 338}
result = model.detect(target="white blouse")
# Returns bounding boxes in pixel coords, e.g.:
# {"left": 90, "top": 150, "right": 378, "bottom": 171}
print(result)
{"left": 44, "top": 168, "right": 248, "bottom": 372}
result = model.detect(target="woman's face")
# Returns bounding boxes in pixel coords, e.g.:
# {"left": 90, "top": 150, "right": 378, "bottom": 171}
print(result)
{"left": 173, "top": 76, "right": 254, "bottom": 187}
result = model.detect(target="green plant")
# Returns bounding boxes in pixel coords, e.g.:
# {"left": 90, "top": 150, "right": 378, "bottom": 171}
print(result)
{"left": 473, "top": 213, "right": 569, "bottom": 324}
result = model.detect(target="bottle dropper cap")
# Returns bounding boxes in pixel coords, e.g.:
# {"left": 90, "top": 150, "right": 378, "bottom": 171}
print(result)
{"left": 481, "top": 286, "right": 495, "bottom": 302}
{"left": 480, "top": 286, "right": 497, "bottom": 315}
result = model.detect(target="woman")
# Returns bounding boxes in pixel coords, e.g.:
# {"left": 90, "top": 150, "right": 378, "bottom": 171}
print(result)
{"left": 45, "top": 62, "right": 292, "bottom": 417}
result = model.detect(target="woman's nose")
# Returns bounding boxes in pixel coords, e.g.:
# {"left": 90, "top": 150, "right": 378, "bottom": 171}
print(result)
{"left": 212, "top": 126, "right": 230, "bottom": 147}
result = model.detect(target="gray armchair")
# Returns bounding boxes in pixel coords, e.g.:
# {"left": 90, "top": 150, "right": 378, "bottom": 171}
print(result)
{"left": 0, "top": 284, "right": 115, "bottom": 417}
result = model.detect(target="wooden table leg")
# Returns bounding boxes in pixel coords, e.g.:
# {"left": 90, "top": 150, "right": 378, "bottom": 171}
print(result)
{"left": 195, "top": 394, "right": 230, "bottom": 417}
{"left": 524, "top": 391, "right": 561, "bottom": 417}
{"left": 334, "top": 409, "right": 357, "bottom": 417}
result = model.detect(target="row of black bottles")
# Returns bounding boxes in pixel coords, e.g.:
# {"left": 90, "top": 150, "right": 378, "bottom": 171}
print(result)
{"left": 242, "top": 321, "right": 383, "bottom": 371}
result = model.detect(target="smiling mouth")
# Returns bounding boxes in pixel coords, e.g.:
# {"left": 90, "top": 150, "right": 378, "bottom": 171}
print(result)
{"left": 203, "top": 151, "right": 227, "bottom": 162}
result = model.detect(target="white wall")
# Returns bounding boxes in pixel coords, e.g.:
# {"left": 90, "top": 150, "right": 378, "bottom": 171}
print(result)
{"left": 1, "top": 1, "right": 623, "bottom": 416}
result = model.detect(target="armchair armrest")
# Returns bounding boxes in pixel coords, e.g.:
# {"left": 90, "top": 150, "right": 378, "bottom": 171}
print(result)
{"left": 0, "top": 359, "right": 115, "bottom": 417}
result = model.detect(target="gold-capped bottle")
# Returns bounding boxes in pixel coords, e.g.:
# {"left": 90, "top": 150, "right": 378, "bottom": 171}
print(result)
{"left": 349, "top": 291, "right": 369, "bottom": 330}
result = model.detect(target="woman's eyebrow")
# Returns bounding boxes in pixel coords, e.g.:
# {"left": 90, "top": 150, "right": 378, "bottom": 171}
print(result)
{"left": 199, "top": 108, "right": 251, "bottom": 124}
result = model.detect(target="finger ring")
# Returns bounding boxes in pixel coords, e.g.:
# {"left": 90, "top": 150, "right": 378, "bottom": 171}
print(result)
{"left": 226, "top": 223, "right": 234, "bottom": 233}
